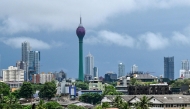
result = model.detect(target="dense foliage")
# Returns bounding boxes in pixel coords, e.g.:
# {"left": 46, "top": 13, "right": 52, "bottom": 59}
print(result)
{"left": 171, "top": 79, "right": 190, "bottom": 88}
{"left": 39, "top": 82, "right": 56, "bottom": 100}
{"left": 67, "top": 104, "right": 86, "bottom": 109}
{"left": 75, "top": 81, "right": 89, "bottom": 90}
{"left": 79, "top": 93, "right": 103, "bottom": 104}
{"left": 103, "top": 85, "right": 123, "bottom": 95}
{"left": 19, "top": 82, "right": 34, "bottom": 99}
{"left": 0, "top": 82, "right": 10, "bottom": 96}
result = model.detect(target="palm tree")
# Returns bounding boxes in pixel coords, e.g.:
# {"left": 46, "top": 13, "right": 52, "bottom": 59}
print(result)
{"left": 36, "top": 100, "right": 46, "bottom": 109}
{"left": 138, "top": 96, "right": 150, "bottom": 109}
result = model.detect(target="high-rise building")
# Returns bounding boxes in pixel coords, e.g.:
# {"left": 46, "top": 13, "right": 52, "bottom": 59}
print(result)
{"left": 22, "top": 42, "right": 31, "bottom": 80}
{"left": 85, "top": 53, "right": 94, "bottom": 77}
{"left": 180, "top": 59, "right": 190, "bottom": 79}
{"left": 131, "top": 64, "right": 138, "bottom": 73}
{"left": 181, "top": 60, "right": 189, "bottom": 70}
{"left": 118, "top": 63, "right": 125, "bottom": 78}
{"left": 164, "top": 56, "right": 174, "bottom": 80}
{"left": 28, "top": 51, "right": 40, "bottom": 80}
{"left": 76, "top": 17, "right": 85, "bottom": 81}
{"left": 93, "top": 67, "right": 98, "bottom": 78}
{"left": 21, "top": 42, "right": 40, "bottom": 81}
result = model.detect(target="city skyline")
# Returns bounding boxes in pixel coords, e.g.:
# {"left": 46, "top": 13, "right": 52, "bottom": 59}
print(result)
{"left": 1, "top": 1, "right": 190, "bottom": 79}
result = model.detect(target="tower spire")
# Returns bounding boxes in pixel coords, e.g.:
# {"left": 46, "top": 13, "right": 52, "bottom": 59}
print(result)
{"left": 80, "top": 16, "right": 82, "bottom": 24}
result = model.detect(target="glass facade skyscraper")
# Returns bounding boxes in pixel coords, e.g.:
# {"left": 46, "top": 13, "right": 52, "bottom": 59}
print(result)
{"left": 164, "top": 56, "right": 174, "bottom": 80}
{"left": 22, "top": 42, "right": 40, "bottom": 81}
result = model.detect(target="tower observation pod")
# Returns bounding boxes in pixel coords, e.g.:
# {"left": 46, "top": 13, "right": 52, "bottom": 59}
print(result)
{"left": 76, "top": 17, "right": 85, "bottom": 81}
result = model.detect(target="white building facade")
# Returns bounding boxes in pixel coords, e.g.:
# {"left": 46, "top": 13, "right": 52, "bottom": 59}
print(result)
{"left": 85, "top": 53, "right": 94, "bottom": 77}
{"left": 118, "top": 63, "right": 125, "bottom": 78}
{"left": 180, "top": 59, "right": 190, "bottom": 79}
{"left": 131, "top": 64, "right": 138, "bottom": 73}
{"left": 2, "top": 66, "right": 24, "bottom": 82}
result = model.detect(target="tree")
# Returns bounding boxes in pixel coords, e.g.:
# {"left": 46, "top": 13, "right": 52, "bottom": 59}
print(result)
{"left": 45, "top": 101, "right": 63, "bottom": 109}
{"left": 11, "top": 90, "right": 20, "bottom": 99}
{"left": 67, "top": 104, "right": 86, "bottom": 109}
{"left": 0, "top": 93, "right": 23, "bottom": 109}
{"left": 19, "top": 82, "right": 34, "bottom": 99}
{"left": 75, "top": 81, "right": 89, "bottom": 90}
{"left": 36, "top": 100, "right": 46, "bottom": 109}
{"left": 0, "top": 82, "right": 10, "bottom": 96}
{"left": 138, "top": 96, "right": 150, "bottom": 109}
{"left": 113, "top": 96, "right": 124, "bottom": 109}
{"left": 39, "top": 82, "right": 56, "bottom": 100}
{"left": 79, "top": 93, "right": 103, "bottom": 104}
{"left": 103, "top": 85, "right": 123, "bottom": 96}
{"left": 102, "top": 102, "right": 110, "bottom": 109}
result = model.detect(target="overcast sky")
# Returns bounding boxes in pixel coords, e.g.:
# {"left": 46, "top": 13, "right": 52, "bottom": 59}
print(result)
{"left": 0, "top": 0, "right": 190, "bottom": 79}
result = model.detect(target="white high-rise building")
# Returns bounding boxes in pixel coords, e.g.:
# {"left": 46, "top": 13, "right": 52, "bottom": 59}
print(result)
{"left": 180, "top": 59, "right": 190, "bottom": 78}
{"left": 131, "top": 64, "right": 138, "bottom": 73}
{"left": 118, "top": 63, "right": 125, "bottom": 78}
{"left": 2, "top": 66, "right": 24, "bottom": 82}
{"left": 85, "top": 53, "right": 94, "bottom": 77}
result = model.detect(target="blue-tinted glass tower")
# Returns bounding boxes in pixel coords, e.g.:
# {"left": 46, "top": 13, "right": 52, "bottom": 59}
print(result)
{"left": 164, "top": 56, "right": 174, "bottom": 80}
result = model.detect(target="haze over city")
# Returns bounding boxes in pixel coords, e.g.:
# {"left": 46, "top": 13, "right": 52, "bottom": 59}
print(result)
{"left": 0, "top": 1, "right": 190, "bottom": 79}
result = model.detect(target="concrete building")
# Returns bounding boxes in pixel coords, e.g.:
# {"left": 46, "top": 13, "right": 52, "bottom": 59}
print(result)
{"left": 102, "top": 95, "right": 190, "bottom": 109}
{"left": 16, "top": 61, "right": 26, "bottom": 80}
{"left": 93, "top": 67, "right": 98, "bottom": 78}
{"left": 104, "top": 72, "right": 117, "bottom": 82}
{"left": 21, "top": 41, "right": 31, "bottom": 80}
{"left": 89, "top": 77, "right": 105, "bottom": 90}
{"left": 118, "top": 63, "right": 125, "bottom": 78}
{"left": 32, "top": 72, "right": 54, "bottom": 84}
{"left": 133, "top": 73, "right": 158, "bottom": 82}
{"left": 180, "top": 59, "right": 190, "bottom": 79}
{"left": 128, "top": 83, "right": 169, "bottom": 95}
{"left": 2, "top": 66, "right": 24, "bottom": 82}
{"left": 164, "top": 56, "right": 174, "bottom": 80}
{"left": 85, "top": 52, "right": 94, "bottom": 77}
{"left": 84, "top": 74, "right": 92, "bottom": 81}
{"left": 54, "top": 70, "right": 66, "bottom": 82}
{"left": 131, "top": 64, "right": 138, "bottom": 73}
{"left": 116, "top": 76, "right": 130, "bottom": 94}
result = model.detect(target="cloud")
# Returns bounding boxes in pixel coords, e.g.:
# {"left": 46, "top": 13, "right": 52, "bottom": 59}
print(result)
{"left": 138, "top": 32, "right": 169, "bottom": 50}
{"left": 84, "top": 30, "right": 135, "bottom": 48}
{"left": 0, "top": 0, "right": 190, "bottom": 33}
{"left": 85, "top": 31, "right": 169, "bottom": 50}
{"left": 0, "top": 37, "right": 63, "bottom": 49}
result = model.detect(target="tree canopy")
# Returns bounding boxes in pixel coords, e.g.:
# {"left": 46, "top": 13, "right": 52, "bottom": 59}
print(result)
{"left": 39, "top": 82, "right": 56, "bottom": 100}
{"left": 0, "top": 82, "right": 10, "bottom": 96}
{"left": 103, "top": 85, "right": 123, "bottom": 96}
{"left": 75, "top": 81, "right": 89, "bottom": 90}
{"left": 79, "top": 93, "right": 103, "bottom": 105}
{"left": 19, "top": 82, "right": 34, "bottom": 99}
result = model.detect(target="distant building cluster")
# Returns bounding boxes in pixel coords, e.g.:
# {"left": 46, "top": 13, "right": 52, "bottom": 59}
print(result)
{"left": 31, "top": 72, "right": 55, "bottom": 84}
{"left": 21, "top": 42, "right": 40, "bottom": 81}
{"left": 84, "top": 52, "right": 99, "bottom": 81}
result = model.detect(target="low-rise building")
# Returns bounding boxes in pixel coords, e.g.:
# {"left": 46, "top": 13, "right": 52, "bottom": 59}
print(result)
{"left": 128, "top": 83, "right": 169, "bottom": 95}
{"left": 31, "top": 72, "right": 55, "bottom": 84}
{"left": 89, "top": 77, "right": 105, "bottom": 90}
{"left": 115, "top": 76, "right": 130, "bottom": 94}
{"left": 102, "top": 95, "right": 190, "bottom": 109}
{"left": 133, "top": 73, "right": 158, "bottom": 82}
{"left": 2, "top": 66, "right": 24, "bottom": 82}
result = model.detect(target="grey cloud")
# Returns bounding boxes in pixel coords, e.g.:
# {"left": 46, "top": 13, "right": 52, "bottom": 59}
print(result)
{"left": 0, "top": 0, "right": 190, "bottom": 33}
